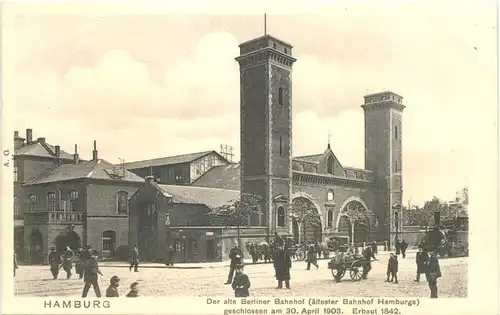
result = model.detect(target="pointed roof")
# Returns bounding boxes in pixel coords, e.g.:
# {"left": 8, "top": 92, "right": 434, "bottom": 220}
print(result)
{"left": 123, "top": 150, "right": 228, "bottom": 170}
{"left": 157, "top": 184, "right": 239, "bottom": 209}
{"left": 190, "top": 163, "right": 241, "bottom": 190}
{"left": 24, "top": 159, "right": 144, "bottom": 185}
{"left": 293, "top": 153, "right": 324, "bottom": 164}
{"left": 15, "top": 142, "right": 74, "bottom": 160}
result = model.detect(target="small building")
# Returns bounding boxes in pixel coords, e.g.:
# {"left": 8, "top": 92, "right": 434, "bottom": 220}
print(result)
{"left": 21, "top": 140, "right": 144, "bottom": 263}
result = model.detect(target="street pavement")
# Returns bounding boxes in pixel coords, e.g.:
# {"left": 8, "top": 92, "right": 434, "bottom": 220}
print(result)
{"left": 14, "top": 252, "right": 467, "bottom": 298}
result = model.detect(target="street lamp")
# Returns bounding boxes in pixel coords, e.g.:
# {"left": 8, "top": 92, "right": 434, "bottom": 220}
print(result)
{"left": 392, "top": 204, "right": 401, "bottom": 248}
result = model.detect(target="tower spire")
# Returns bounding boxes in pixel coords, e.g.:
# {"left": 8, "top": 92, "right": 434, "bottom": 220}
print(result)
{"left": 327, "top": 129, "right": 331, "bottom": 149}
{"left": 264, "top": 14, "right": 267, "bottom": 35}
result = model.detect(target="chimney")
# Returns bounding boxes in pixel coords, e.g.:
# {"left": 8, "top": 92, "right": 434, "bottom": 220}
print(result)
{"left": 26, "top": 129, "right": 33, "bottom": 144}
{"left": 37, "top": 137, "right": 46, "bottom": 143}
{"left": 145, "top": 175, "right": 155, "bottom": 186}
{"left": 92, "top": 140, "right": 98, "bottom": 161}
{"left": 55, "top": 145, "right": 60, "bottom": 157}
{"left": 14, "top": 131, "right": 25, "bottom": 149}
{"left": 73, "top": 144, "right": 79, "bottom": 164}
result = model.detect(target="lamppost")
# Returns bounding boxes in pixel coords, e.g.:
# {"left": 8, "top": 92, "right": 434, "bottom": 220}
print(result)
{"left": 164, "top": 213, "right": 171, "bottom": 246}
{"left": 392, "top": 204, "right": 401, "bottom": 248}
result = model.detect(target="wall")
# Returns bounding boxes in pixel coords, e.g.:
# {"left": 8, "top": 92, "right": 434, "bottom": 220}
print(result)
{"left": 219, "top": 227, "right": 270, "bottom": 261}
{"left": 85, "top": 182, "right": 139, "bottom": 216}
{"left": 18, "top": 156, "right": 57, "bottom": 183}
{"left": 399, "top": 226, "right": 426, "bottom": 248}
{"left": 130, "top": 163, "right": 191, "bottom": 185}
{"left": 86, "top": 216, "right": 129, "bottom": 256}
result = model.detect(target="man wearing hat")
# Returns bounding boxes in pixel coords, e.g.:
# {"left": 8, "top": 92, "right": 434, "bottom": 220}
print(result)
{"left": 105, "top": 275, "right": 120, "bottom": 297}
{"left": 62, "top": 246, "right": 74, "bottom": 279}
{"left": 225, "top": 242, "right": 244, "bottom": 284}
{"left": 415, "top": 246, "right": 429, "bottom": 282}
{"left": 48, "top": 247, "right": 61, "bottom": 280}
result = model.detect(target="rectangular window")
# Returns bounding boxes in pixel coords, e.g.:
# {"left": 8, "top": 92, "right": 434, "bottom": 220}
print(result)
{"left": 395, "top": 161, "right": 399, "bottom": 172}
{"left": 47, "top": 192, "right": 56, "bottom": 211}
{"left": 395, "top": 125, "right": 398, "bottom": 140}
{"left": 279, "top": 136, "right": 283, "bottom": 156}
{"left": 14, "top": 166, "right": 18, "bottom": 182}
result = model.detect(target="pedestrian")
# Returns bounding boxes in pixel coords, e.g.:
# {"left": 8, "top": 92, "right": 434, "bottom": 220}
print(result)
{"left": 361, "top": 245, "right": 377, "bottom": 279}
{"left": 274, "top": 246, "right": 292, "bottom": 289}
{"left": 426, "top": 252, "right": 441, "bottom": 298}
{"left": 62, "top": 246, "right": 74, "bottom": 279}
{"left": 395, "top": 240, "right": 401, "bottom": 255}
{"left": 274, "top": 232, "right": 285, "bottom": 248}
{"left": 167, "top": 245, "right": 175, "bottom": 266}
{"left": 231, "top": 264, "right": 251, "bottom": 297}
{"left": 126, "top": 281, "right": 140, "bottom": 297}
{"left": 371, "top": 240, "right": 378, "bottom": 254}
{"left": 82, "top": 251, "right": 103, "bottom": 298}
{"left": 129, "top": 245, "right": 140, "bottom": 272}
{"left": 415, "top": 246, "right": 429, "bottom": 282}
{"left": 105, "top": 276, "right": 120, "bottom": 297}
{"left": 48, "top": 247, "right": 61, "bottom": 280}
{"left": 306, "top": 245, "right": 319, "bottom": 270}
{"left": 14, "top": 252, "right": 19, "bottom": 277}
{"left": 400, "top": 240, "right": 408, "bottom": 259}
{"left": 385, "top": 253, "right": 398, "bottom": 283}
{"left": 225, "top": 242, "right": 243, "bottom": 284}
{"left": 75, "top": 248, "right": 85, "bottom": 279}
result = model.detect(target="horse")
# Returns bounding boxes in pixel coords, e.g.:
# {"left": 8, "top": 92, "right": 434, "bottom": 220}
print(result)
{"left": 246, "top": 241, "right": 272, "bottom": 263}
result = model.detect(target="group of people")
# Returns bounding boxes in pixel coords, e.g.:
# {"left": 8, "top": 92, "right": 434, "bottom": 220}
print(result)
{"left": 44, "top": 245, "right": 142, "bottom": 298}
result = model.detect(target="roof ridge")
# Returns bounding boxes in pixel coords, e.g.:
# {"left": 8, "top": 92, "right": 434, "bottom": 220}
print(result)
{"left": 161, "top": 184, "right": 239, "bottom": 193}
{"left": 124, "top": 150, "right": 214, "bottom": 165}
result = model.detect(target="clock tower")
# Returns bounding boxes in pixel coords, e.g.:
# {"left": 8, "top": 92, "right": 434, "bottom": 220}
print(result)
{"left": 235, "top": 34, "right": 297, "bottom": 235}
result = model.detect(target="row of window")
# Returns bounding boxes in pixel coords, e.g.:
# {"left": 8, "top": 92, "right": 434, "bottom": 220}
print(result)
{"left": 25, "top": 191, "right": 129, "bottom": 214}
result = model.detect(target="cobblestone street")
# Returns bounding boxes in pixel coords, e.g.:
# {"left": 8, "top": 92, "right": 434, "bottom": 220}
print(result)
{"left": 14, "top": 252, "right": 467, "bottom": 298}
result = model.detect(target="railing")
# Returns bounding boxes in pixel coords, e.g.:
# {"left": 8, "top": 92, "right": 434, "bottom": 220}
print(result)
{"left": 25, "top": 211, "right": 84, "bottom": 224}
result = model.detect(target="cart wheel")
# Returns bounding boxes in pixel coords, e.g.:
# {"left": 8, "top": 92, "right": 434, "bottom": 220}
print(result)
{"left": 331, "top": 268, "right": 346, "bottom": 280}
{"left": 350, "top": 260, "right": 364, "bottom": 281}
{"left": 296, "top": 250, "right": 305, "bottom": 261}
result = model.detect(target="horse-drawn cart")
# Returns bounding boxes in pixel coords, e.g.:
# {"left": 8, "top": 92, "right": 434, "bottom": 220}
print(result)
{"left": 327, "top": 254, "right": 377, "bottom": 282}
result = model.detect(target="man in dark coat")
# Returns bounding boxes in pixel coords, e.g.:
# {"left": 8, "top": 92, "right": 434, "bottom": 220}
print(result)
{"left": 14, "top": 253, "right": 19, "bottom": 277}
{"left": 274, "top": 246, "right": 292, "bottom": 289}
{"left": 306, "top": 245, "right": 319, "bottom": 270}
{"left": 361, "top": 245, "right": 377, "bottom": 279}
{"left": 75, "top": 249, "right": 85, "bottom": 279}
{"left": 400, "top": 240, "right": 408, "bottom": 258}
{"left": 274, "top": 232, "right": 285, "bottom": 248}
{"left": 371, "top": 241, "right": 378, "bottom": 254}
{"left": 62, "top": 246, "right": 74, "bottom": 279}
{"left": 415, "top": 246, "right": 429, "bottom": 282}
{"left": 426, "top": 252, "right": 442, "bottom": 298}
{"left": 129, "top": 245, "right": 139, "bottom": 272}
{"left": 395, "top": 240, "right": 401, "bottom": 255}
{"left": 48, "top": 247, "right": 61, "bottom": 280}
{"left": 231, "top": 264, "right": 251, "bottom": 297}
{"left": 225, "top": 242, "right": 244, "bottom": 284}
{"left": 385, "top": 253, "right": 398, "bottom": 283}
{"left": 166, "top": 245, "right": 175, "bottom": 266}
{"left": 82, "top": 252, "right": 103, "bottom": 297}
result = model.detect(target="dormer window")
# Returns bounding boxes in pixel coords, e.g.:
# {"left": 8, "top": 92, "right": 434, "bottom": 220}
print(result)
{"left": 327, "top": 190, "right": 334, "bottom": 202}
{"left": 284, "top": 47, "right": 288, "bottom": 54}
{"left": 273, "top": 43, "right": 277, "bottom": 49}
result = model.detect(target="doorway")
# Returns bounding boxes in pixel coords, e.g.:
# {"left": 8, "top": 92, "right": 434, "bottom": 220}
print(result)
{"left": 29, "top": 229, "right": 43, "bottom": 264}
{"left": 206, "top": 239, "right": 215, "bottom": 262}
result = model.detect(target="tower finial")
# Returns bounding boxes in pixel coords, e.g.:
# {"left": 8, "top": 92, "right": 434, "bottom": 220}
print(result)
{"left": 327, "top": 129, "right": 331, "bottom": 149}
{"left": 264, "top": 13, "right": 267, "bottom": 35}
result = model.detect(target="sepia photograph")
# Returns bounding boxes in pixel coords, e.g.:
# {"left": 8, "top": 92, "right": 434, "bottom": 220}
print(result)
{"left": 1, "top": 1, "right": 497, "bottom": 313}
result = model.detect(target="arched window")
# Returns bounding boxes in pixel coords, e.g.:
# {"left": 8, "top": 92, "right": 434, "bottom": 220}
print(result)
{"left": 102, "top": 230, "right": 116, "bottom": 255}
{"left": 47, "top": 192, "right": 56, "bottom": 211}
{"left": 277, "top": 207, "right": 285, "bottom": 227}
{"left": 327, "top": 210, "right": 333, "bottom": 227}
{"left": 327, "top": 190, "right": 334, "bottom": 202}
{"left": 117, "top": 191, "right": 129, "bottom": 214}
{"left": 28, "top": 194, "right": 37, "bottom": 211}
{"left": 278, "top": 87, "right": 284, "bottom": 106}
{"left": 327, "top": 156, "right": 334, "bottom": 174}
{"left": 14, "top": 196, "right": 19, "bottom": 216}
{"left": 68, "top": 190, "right": 79, "bottom": 212}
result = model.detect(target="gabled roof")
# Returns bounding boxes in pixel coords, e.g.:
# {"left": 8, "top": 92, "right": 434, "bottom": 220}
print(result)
{"left": 123, "top": 150, "right": 228, "bottom": 170}
{"left": 15, "top": 142, "right": 74, "bottom": 160}
{"left": 190, "top": 163, "right": 241, "bottom": 190}
{"left": 24, "top": 159, "right": 144, "bottom": 185}
{"left": 293, "top": 154, "right": 323, "bottom": 164}
{"left": 157, "top": 184, "right": 239, "bottom": 209}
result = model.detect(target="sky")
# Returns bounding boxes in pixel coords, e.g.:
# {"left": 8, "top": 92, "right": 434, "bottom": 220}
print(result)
{"left": 4, "top": 2, "right": 497, "bottom": 206}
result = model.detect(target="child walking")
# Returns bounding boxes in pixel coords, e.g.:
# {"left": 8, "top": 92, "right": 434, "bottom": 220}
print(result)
{"left": 385, "top": 253, "right": 398, "bottom": 283}
{"left": 231, "top": 264, "right": 251, "bottom": 297}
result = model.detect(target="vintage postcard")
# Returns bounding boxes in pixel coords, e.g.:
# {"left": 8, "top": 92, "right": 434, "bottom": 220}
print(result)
{"left": 1, "top": 1, "right": 498, "bottom": 315}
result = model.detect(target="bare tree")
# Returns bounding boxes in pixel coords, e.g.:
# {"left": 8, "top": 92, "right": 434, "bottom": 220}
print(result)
{"left": 289, "top": 198, "right": 321, "bottom": 245}
{"left": 209, "top": 193, "right": 263, "bottom": 247}
{"left": 341, "top": 204, "right": 374, "bottom": 246}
